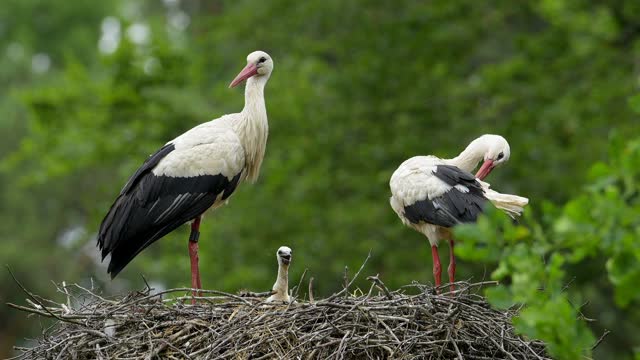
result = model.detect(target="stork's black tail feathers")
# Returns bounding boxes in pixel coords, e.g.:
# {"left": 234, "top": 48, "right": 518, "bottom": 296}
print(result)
{"left": 98, "top": 192, "right": 217, "bottom": 278}
{"left": 97, "top": 142, "right": 242, "bottom": 279}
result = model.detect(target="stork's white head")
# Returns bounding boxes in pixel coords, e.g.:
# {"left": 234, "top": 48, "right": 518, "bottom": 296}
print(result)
{"left": 473, "top": 134, "right": 511, "bottom": 180}
{"left": 276, "top": 246, "right": 292, "bottom": 266}
{"left": 229, "top": 51, "right": 274, "bottom": 88}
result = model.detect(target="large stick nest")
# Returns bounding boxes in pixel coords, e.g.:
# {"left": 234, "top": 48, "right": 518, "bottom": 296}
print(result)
{"left": 9, "top": 274, "right": 549, "bottom": 360}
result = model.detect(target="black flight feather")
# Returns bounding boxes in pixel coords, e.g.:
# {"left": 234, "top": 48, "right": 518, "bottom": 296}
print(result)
{"left": 97, "top": 143, "right": 242, "bottom": 278}
{"left": 403, "top": 165, "right": 487, "bottom": 227}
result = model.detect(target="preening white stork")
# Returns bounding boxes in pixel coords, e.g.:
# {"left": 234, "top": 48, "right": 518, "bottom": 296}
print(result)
{"left": 266, "top": 246, "right": 292, "bottom": 303}
{"left": 98, "top": 51, "right": 274, "bottom": 299}
{"left": 389, "top": 134, "right": 528, "bottom": 292}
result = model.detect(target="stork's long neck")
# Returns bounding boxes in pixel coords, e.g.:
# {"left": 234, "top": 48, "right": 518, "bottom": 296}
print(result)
{"left": 447, "top": 140, "right": 486, "bottom": 173}
{"left": 243, "top": 76, "right": 267, "bottom": 116}
{"left": 236, "top": 75, "right": 269, "bottom": 183}
{"left": 273, "top": 262, "right": 289, "bottom": 296}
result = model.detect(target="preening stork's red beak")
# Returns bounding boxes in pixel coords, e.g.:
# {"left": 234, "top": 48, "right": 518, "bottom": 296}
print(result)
{"left": 229, "top": 63, "right": 258, "bottom": 88}
{"left": 475, "top": 159, "right": 494, "bottom": 180}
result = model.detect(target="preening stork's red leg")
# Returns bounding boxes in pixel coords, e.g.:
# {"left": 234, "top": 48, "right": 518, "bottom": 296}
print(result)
{"left": 188, "top": 216, "right": 202, "bottom": 304}
{"left": 431, "top": 245, "right": 442, "bottom": 292}
{"left": 448, "top": 237, "right": 456, "bottom": 293}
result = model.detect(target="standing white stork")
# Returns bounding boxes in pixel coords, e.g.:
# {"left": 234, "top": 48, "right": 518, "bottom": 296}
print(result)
{"left": 389, "top": 134, "right": 528, "bottom": 292}
{"left": 266, "top": 246, "right": 293, "bottom": 303}
{"left": 98, "top": 51, "right": 274, "bottom": 298}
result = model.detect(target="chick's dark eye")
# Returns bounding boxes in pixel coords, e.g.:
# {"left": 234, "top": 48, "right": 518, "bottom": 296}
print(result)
{"left": 497, "top": 152, "right": 504, "bottom": 160}
{"left": 258, "top": 57, "right": 267, "bottom": 63}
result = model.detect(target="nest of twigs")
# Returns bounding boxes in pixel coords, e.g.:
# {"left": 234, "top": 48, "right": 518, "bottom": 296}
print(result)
{"left": 9, "top": 270, "right": 549, "bottom": 360}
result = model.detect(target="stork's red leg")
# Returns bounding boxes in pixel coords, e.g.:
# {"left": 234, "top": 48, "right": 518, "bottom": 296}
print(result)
{"left": 431, "top": 245, "right": 442, "bottom": 292}
{"left": 448, "top": 237, "right": 456, "bottom": 293}
{"left": 188, "top": 216, "right": 202, "bottom": 304}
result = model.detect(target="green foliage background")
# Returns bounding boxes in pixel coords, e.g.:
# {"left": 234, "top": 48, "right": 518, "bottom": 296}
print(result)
{"left": 0, "top": 0, "right": 639, "bottom": 358}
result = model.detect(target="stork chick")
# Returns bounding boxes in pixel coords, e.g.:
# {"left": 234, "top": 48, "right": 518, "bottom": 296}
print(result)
{"left": 266, "top": 246, "right": 293, "bottom": 303}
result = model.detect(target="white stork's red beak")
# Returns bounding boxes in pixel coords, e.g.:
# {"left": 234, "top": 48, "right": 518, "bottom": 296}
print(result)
{"left": 229, "top": 63, "right": 258, "bottom": 88}
{"left": 475, "top": 159, "right": 494, "bottom": 180}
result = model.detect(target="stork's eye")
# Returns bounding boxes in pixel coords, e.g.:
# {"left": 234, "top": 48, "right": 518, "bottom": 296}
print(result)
{"left": 258, "top": 57, "right": 267, "bottom": 63}
{"left": 497, "top": 152, "right": 504, "bottom": 160}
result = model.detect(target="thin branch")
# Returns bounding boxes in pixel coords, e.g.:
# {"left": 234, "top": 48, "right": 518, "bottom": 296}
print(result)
{"left": 237, "top": 290, "right": 275, "bottom": 298}
{"left": 308, "top": 277, "right": 315, "bottom": 304}
{"left": 591, "top": 329, "right": 610, "bottom": 350}
{"left": 324, "top": 251, "right": 371, "bottom": 302}
{"left": 366, "top": 274, "right": 393, "bottom": 300}
{"left": 6, "top": 266, "right": 84, "bottom": 326}
{"left": 292, "top": 268, "right": 308, "bottom": 299}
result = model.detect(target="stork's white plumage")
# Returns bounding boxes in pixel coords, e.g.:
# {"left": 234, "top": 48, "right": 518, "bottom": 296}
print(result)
{"left": 389, "top": 135, "right": 528, "bottom": 292}
{"left": 98, "top": 51, "right": 274, "bottom": 299}
{"left": 266, "top": 246, "right": 292, "bottom": 303}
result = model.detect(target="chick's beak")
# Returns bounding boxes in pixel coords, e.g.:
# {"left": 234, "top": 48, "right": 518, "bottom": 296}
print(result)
{"left": 280, "top": 254, "right": 291, "bottom": 265}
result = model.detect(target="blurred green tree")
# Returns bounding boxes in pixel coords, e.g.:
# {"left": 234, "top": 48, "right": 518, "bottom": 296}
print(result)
{"left": 456, "top": 134, "right": 640, "bottom": 359}
{"left": 1, "top": 0, "right": 639, "bottom": 358}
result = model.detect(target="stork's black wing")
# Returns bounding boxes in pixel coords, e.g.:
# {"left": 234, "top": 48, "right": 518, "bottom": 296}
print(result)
{"left": 97, "top": 144, "right": 242, "bottom": 278}
{"left": 403, "top": 165, "right": 487, "bottom": 227}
